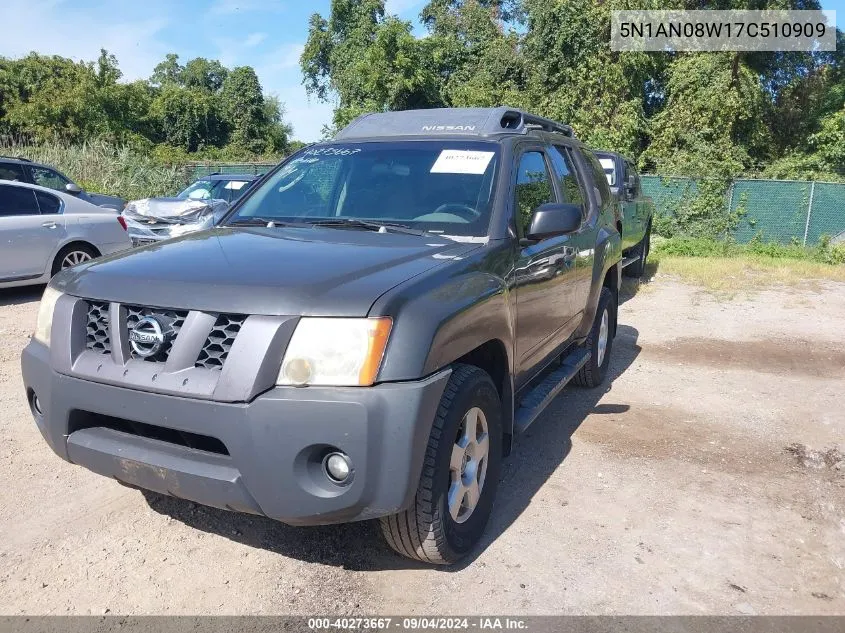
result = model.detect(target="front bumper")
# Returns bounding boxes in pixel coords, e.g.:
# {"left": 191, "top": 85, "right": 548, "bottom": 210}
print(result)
{"left": 22, "top": 341, "right": 450, "bottom": 525}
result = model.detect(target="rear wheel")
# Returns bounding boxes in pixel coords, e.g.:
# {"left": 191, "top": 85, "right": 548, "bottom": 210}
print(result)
{"left": 380, "top": 364, "right": 502, "bottom": 565}
{"left": 52, "top": 243, "right": 98, "bottom": 276}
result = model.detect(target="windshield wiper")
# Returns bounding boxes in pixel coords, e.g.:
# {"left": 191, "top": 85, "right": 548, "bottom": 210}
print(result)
{"left": 307, "top": 218, "right": 429, "bottom": 236}
{"left": 225, "top": 217, "right": 288, "bottom": 228}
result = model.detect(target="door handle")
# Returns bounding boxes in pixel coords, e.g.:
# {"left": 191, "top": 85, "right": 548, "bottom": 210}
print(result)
{"left": 42, "top": 221, "right": 57, "bottom": 229}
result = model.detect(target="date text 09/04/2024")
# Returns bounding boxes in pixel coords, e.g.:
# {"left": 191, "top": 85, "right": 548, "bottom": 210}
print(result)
{"left": 307, "top": 617, "right": 529, "bottom": 630}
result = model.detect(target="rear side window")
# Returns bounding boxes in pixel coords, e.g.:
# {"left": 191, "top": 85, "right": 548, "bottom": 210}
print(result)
{"left": 0, "top": 184, "right": 40, "bottom": 216}
{"left": 0, "top": 163, "right": 26, "bottom": 182}
{"left": 549, "top": 146, "right": 586, "bottom": 211}
{"left": 35, "top": 191, "right": 62, "bottom": 214}
{"left": 514, "top": 151, "right": 554, "bottom": 237}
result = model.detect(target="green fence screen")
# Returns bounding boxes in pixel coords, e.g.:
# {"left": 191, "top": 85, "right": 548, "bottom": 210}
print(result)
{"left": 641, "top": 175, "right": 845, "bottom": 245}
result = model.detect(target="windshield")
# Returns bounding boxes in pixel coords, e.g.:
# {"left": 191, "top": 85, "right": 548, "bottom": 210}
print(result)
{"left": 228, "top": 141, "right": 500, "bottom": 237}
{"left": 178, "top": 180, "right": 215, "bottom": 200}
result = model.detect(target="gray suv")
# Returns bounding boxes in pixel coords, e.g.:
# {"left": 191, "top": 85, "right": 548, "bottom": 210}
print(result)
{"left": 22, "top": 108, "right": 623, "bottom": 564}
{"left": 0, "top": 156, "right": 125, "bottom": 211}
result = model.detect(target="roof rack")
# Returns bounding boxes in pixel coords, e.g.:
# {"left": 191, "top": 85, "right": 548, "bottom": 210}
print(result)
{"left": 516, "top": 111, "right": 574, "bottom": 138}
{"left": 334, "top": 107, "right": 576, "bottom": 140}
{"left": 0, "top": 155, "right": 31, "bottom": 162}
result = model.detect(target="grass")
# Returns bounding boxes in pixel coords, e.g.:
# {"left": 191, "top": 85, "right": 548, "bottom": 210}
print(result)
{"left": 648, "top": 237, "right": 845, "bottom": 293}
{"left": 0, "top": 139, "right": 192, "bottom": 200}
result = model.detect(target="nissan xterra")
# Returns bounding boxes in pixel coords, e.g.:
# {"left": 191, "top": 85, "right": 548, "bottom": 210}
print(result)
{"left": 22, "top": 107, "right": 622, "bottom": 564}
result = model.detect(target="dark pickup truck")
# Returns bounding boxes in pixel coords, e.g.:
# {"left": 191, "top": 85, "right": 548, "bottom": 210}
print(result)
{"left": 22, "top": 107, "right": 622, "bottom": 565}
{"left": 594, "top": 151, "right": 654, "bottom": 278}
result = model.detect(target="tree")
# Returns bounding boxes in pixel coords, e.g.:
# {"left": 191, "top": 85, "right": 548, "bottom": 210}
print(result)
{"left": 182, "top": 58, "right": 229, "bottom": 92}
{"left": 150, "top": 53, "right": 183, "bottom": 87}
{"left": 220, "top": 66, "right": 267, "bottom": 153}
{"left": 302, "top": 0, "right": 441, "bottom": 131}
{"left": 151, "top": 85, "right": 227, "bottom": 152}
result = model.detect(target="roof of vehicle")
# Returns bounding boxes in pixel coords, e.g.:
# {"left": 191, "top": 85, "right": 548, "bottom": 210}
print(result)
{"left": 0, "top": 179, "right": 110, "bottom": 212}
{"left": 0, "top": 155, "right": 56, "bottom": 170}
{"left": 334, "top": 107, "right": 576, "bottom": 142}
{"left": 199, "top": 173, "right": 262, "bottom": 181}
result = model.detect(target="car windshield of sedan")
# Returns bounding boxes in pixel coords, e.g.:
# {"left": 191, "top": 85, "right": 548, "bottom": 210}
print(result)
{"left": 227, "top": 141, "right": 500, "bottom": 237}
{"left": 178, "top": 180, "right": 215, "bottom": 200}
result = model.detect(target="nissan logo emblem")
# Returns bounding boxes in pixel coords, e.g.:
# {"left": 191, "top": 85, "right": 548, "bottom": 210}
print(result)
{"left": 128, "top": 316, "right": 166, "bottom": 357}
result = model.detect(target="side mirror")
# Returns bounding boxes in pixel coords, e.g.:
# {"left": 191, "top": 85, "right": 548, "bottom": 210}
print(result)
{"left": 526, "top": 203, "right": 582, "bottom": 241}
{"left": 65, "top": 183, "right": 82, "bottom": 195}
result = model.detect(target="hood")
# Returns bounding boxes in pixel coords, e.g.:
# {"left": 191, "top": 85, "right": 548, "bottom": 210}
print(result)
{"left": 53, "top": 226, "right": 481, "bottom": 316}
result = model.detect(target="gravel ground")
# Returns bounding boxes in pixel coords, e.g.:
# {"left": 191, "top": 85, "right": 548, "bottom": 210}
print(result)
{"left": 0, "top": 277, "right": 842, "bottom": 615}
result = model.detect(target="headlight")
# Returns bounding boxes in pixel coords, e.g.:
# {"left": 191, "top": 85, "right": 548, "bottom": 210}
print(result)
{"left": 278, "top": 318, "right": 392, "bottom": 387}
{"left": 33, "top": 286, "right": 63, "bottom": 346}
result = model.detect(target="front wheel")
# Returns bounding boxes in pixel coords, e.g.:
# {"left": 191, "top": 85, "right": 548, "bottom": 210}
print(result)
{"left": 624, "top": 226, "right": 650, "bottom": 278}
{"left": 574, "top": 286, "right": 616, "bottom": 388}
{"left": 380, "top": 364, "right": 502, "bottom": 565}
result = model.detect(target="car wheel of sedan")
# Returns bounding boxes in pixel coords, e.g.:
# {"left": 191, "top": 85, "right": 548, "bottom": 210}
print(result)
{"left": 380, "top": 364, "right": 502, "bottom": 565}
{"left": 52, "top": 244, "right": 99, "bottom": 276}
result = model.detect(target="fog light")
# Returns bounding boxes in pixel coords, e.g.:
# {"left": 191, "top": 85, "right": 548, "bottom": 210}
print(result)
{"left": 32, "top": 394, "right": 43, "bottom": 416}
{"left": 324, "top": 452, "right": 352, "bottom": 483}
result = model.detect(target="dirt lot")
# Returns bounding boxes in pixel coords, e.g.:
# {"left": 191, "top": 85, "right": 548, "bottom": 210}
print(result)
{"left": 1, "top": 276, "right": 843, "bottom": 615}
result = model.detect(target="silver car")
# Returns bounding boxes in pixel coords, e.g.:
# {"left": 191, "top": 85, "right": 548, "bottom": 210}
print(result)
{"left": 0, "top": 180, "right": 132, "bottom": 289}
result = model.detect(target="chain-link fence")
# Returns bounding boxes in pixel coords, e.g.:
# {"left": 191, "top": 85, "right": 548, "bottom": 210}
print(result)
{"left": 642, "top": 175, "right": 845, "bottom": 245}
{"left": 187, "top": 163, "right": 277, "bottom": 180}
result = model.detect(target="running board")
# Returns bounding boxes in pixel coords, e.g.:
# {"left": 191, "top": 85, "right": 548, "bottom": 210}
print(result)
{"left": 514, "top": 348, "right": 591, "bottom": 433}
{"left": 621, "top": 254, "right": 639, "bottom": 268}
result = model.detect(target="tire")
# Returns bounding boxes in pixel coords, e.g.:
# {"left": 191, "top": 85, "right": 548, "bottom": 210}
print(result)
{"left": 52, "top": 243, "right": 99, "bottom": 276}
{"left": 573, "top": 287, "right": 616, "bottom": 388}
{"left": 623, "top": 226, "right": 650, "bottom": 278}
{"left": 380, "top": 364, "right": 502, "bottom": 565}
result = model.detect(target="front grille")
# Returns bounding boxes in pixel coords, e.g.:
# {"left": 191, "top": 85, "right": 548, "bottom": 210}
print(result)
{"left": 85, "top": 301, "right": 111, "bottom": 354}
{"left": 125, "top": 305, "right": 188, "bottom": 362}
{"left": 81, "top": 300, "right": 248, "bottom": 369}
{"left": 196, "top": 314, "right": 247, "bottom": 369}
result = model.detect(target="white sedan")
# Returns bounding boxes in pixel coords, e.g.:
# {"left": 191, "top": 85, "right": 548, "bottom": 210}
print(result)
{"left": 0, "top": 180, "right": 132, "bottom": 289}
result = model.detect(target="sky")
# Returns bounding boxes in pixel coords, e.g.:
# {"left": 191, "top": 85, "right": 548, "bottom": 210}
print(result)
{"left": 1, "top": 0, "right": 841, "bottom": 143}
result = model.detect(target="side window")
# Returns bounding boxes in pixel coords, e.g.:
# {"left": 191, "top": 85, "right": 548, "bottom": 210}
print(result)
{"left": 549, "top": 146, "right": 586, "bottom": 210}
{"left": 35, "top": 191, "right": 62, "bottom": 214}
{"left": 583, "top": 151, "right": 612, "bottom": 208}
{"left": 0, "top": 185, "right": 41, "bottom": 216}
{"left": 0, "top": 163, "right": 26, "bottom": 182}
{"left": 30, "top": 167, "right": 71, "bottom": 192}
{"left": 514, "top": 151, "right": 554, "bottom": 237}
